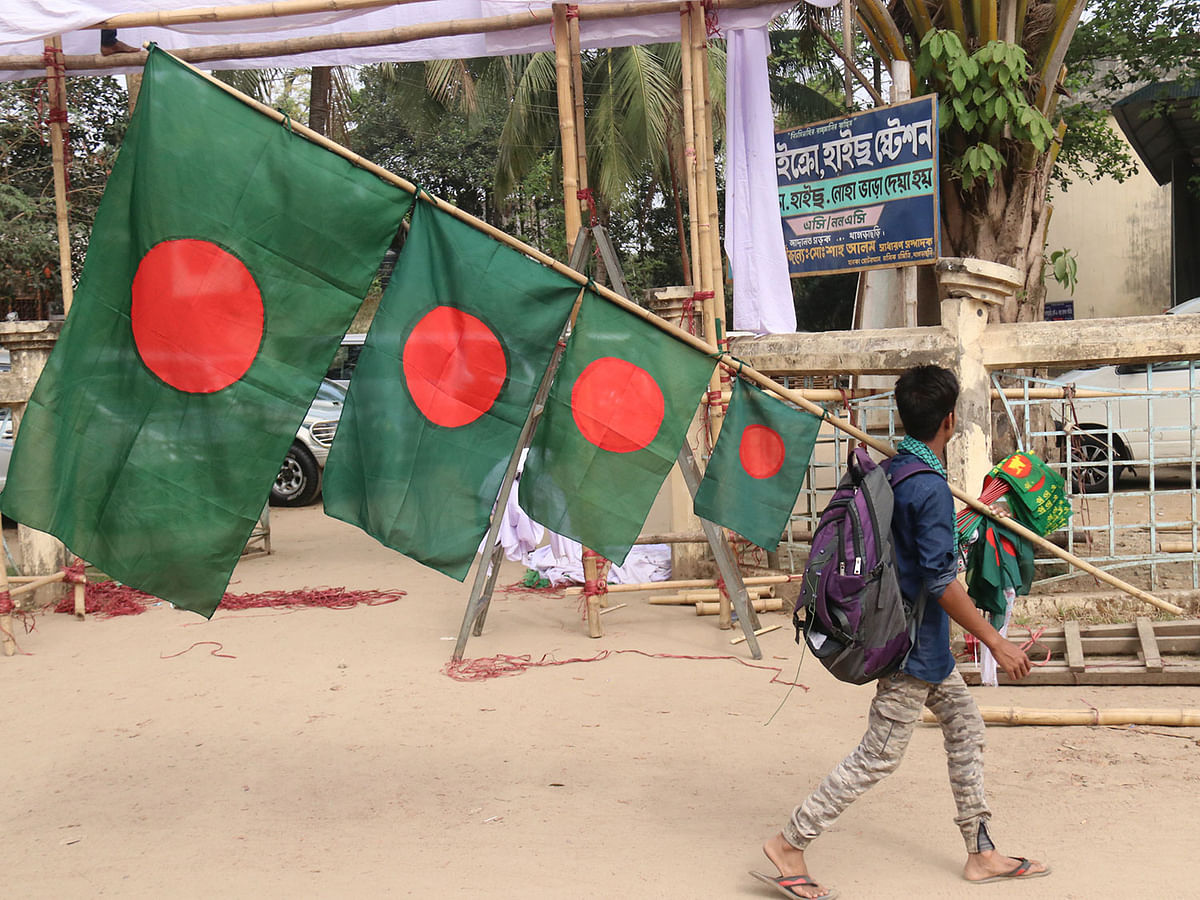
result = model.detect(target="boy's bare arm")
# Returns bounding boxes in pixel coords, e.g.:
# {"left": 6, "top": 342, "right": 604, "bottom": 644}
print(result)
{"left": 936, "top": 580, "right": 1031, "bottom": 680}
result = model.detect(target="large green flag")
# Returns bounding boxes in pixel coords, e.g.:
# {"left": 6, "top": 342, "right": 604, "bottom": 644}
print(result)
{"left": 519, "top": 293, "right": 717, "bottom": 563}
{"left": 692, "top": 378, "right": 820, "bottom": 550}
{"left": 0, "top": 47, "right": 411, "bottom": 617}
{"left": 322, "top": 201, "right": 580, "bottom": 579}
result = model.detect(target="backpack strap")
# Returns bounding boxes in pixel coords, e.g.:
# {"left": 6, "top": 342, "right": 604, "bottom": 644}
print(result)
{"left": 884, "top": 455, "right": 937, "bottom": 487}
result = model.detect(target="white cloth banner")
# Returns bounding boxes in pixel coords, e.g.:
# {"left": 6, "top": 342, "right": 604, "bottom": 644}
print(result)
{"left": 724, "top": 25, "right": 795, "bottom": 334}
{"left": 0, "top": 1, "right": 792, "bottom": 80}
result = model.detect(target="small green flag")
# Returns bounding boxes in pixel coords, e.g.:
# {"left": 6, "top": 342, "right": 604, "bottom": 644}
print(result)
{"left": 321, "top": 201, "right": 580, "bottom": 579}
{"left": 0, "top": 47, "right": 411, "bottom": 618}
{"left": 692, "top": 378, "right": 820, "bottom": 550}
{"left": 963, "top": 518, "right": 1035, "bottom": 619}
{"left": 519, "top": 293, "right": 716, "bottom": 564}
{"left": 990, "top": 451, "right": 1071, "bottom": 535}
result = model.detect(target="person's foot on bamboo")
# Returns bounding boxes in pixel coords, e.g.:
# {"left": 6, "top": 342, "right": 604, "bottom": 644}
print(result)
{"left": 100, "top": 39, "right": 139, "bottom": 55}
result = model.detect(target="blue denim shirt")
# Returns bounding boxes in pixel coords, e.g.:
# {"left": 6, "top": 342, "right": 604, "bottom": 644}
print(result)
{"left": 890, "top": 450, "right": 958, "bottom": 683}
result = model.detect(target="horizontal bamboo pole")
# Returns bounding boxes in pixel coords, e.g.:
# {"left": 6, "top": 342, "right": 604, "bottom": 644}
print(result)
{"left": 923, "top": 706, "right": 1200, "bottom": 727}
{"left": 731, "top": 623, "right": 783, "bottom": 644}
{"left": 697, "top": 597, "right": 781, "bottom": 616}
{"left": 649, "top": 588, "right": 767, "bottom": 604}
{"left": 566, "top": 574, "right": 797, "bottom": 596}
{"left": 117, "top": 51, "right": 1177, "bottom": 619}
{"left": 9, "top": 571, "right": 66, "bottom": 598}
{"left": 90, "top": 0, "right": 419, "bottom": 29}
{"left": 9, "top": 0, "right": 782, "bottom": 72}
{"left": 707, "top": 386, "right": 1142, "bottom": 405}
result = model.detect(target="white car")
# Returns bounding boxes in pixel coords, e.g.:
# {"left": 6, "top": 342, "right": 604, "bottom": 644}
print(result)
{"left": 271, "top": 378, "right": 345, "bottom": 507}
{"left": 1057, "top": 297, "right": 1200, "bottom": 492}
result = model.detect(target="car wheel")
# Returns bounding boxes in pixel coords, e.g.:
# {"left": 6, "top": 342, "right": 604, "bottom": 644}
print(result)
{"left": 271, "top": 442, "right": 321, "bottom": 507}
{"left": 1070, "top": 431, "right": 1122, "bottom": 494}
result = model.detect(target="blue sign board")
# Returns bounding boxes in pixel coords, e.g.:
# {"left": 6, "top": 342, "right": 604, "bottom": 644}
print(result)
{"left": 1044, "top": 301, "right": 1074, "bottom": 321}
{"left": 775, "top": 96, "right": 940, "bottom": 276}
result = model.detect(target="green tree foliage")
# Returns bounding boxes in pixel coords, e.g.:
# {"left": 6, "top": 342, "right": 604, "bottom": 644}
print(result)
{"left": 0, "top": 76, "right": 128, "bottom": 315}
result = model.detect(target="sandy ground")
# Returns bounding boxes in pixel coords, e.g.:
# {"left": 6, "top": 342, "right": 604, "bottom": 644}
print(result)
{"left": 4, "top": 505, "right": 1199, "bottom": 899}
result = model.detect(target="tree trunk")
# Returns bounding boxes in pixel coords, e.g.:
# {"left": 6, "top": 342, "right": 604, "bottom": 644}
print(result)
{"left": 309, "top": 66, "right": 332, "bottom": 136}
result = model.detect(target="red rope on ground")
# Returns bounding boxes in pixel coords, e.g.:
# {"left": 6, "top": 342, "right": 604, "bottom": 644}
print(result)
{"left": 55, "top": 583, "right": 406, "bottom": 618}
{"left": 160, "top": 641, "right": 236, "bottom": 660}
{"left": 444, "top": 648, "right": 809, "bottom": 688}
{"left": 497, "top": 581, "right": 567, "bottom": 599}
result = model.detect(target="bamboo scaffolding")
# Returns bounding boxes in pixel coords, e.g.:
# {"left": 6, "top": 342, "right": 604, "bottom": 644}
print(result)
{"left": 44, "top": 37, "right": 75, "bottom": 314}
{"left": 552, "top": 5, "right": 583, "bottom": 255}
{"left": 3, "top": 0, "right": 785, "bottom": 73}
{"left": 95, "top": 52, "right": 1184, "bottom": 620}
{"left": 566, "top": 7, "right": 591, "bottom": 229}
{"left": 922, "top": 706, "right": 1200, "bottom": 727}
{"left": 678, "top": 3, "right": 704, "bottom": 297}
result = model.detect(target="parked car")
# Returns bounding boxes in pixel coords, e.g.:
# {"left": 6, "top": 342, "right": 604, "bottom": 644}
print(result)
{"left": 325, "top": 333, "right": 365, "bottom": 388}
{"left": 271, "top": 378, "right": 346, "bottom": 507}
{"left": 1056, "top": 297, "right": 1200, "bottom": 492}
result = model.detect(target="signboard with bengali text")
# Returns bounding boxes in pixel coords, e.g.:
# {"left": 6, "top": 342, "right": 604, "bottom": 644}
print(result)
{"left": 775, "top": 96, "right": 939, "bottom": 276}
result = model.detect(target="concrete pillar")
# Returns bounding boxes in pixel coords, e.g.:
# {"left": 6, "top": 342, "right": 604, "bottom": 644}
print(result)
{"left": 0, "top": 323, "right": 68, "bottom": 600}
{"left": 935, "top": 258, "right": 1022, "bottom": 496}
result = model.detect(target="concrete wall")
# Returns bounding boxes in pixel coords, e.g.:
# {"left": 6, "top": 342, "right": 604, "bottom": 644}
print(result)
{"left": 1044, "top": 116, "right": 1172, "bottom": 318}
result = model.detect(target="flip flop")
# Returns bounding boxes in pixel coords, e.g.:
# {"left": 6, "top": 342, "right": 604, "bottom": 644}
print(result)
{"left": 969, "top": 857, "right": 1051, "bottom": 884}
{"left": 749, "top": 870, "right": 839, "bottom": 899}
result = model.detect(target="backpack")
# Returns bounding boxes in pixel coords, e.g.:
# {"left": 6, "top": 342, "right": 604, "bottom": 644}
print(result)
{"left": 793, "top": 446, "right": 935, "bottom": 685}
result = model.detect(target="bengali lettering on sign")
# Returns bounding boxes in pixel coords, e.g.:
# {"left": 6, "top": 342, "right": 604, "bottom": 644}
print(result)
{"left": 776, "top": 96, "right": 939, "bottom": 276}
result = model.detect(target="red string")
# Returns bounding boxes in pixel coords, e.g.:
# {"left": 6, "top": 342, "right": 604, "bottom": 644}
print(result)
{"left": 0, "top": 589, "right": 11, "bottom": 616}
{"left": 444, "top": 648, "right": 810, "bottom": 687}
{"left": 61, "top": 559, "right": 87, "bottom": 585}
{"left": 565, "top": 4, "right": 579, "bottom": 20}
{"left": 703, "top": 0, "right": 721, "bottom": 36}
{"left": 576, "top": 188, "right": 599, "bottom": 227}
{"left": 160, "top": 641, "right": 237, "bottom": 660}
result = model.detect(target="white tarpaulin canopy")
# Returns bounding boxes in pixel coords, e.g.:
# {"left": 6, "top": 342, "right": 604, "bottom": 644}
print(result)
{"left": 0, "top": 0, "right": 791, "bottom": 79}
{"left": 0, "top": 0, "right": 799, "bottom": 333}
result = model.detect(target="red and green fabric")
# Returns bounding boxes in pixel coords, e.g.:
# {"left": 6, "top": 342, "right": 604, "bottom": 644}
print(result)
{"left": 321, "top": 200, "right": 580, "bottom": 580}
{"left": 0, "top": 47, "right": 411, "bottom": 618}
{"left": 990, "top": 451, "right": 1071, "bottom": 535}
{"left": 692, "top": 378, "right": 820, "bottom": 550}
{"left": 962, "top": 517, "right": 1035, "bottom": 620}
{"left": 518, "top": 292, "right": 717, "bottom": 564}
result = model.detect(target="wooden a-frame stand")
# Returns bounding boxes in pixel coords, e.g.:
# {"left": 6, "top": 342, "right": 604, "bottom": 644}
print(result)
{"left": 451, "top": 227, "right": 764, "bottom": 662}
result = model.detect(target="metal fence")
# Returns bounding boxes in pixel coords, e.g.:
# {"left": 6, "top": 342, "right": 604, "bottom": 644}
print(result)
{"left": 775, "top": 366, "right": 1200, "bottom": 592}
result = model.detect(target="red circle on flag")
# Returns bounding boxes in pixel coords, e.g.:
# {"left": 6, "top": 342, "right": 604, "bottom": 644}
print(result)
{"left": 131, "top": 239, "right": 264, "bottom": 393}
{"left": 739, "top": 424, "right": 786, "bottom": 479}
{"left": 571, "top": 357, "right": 664, "bottom": 453}
{"left": 403, "top": 306, "right": 507, "bottom": 428}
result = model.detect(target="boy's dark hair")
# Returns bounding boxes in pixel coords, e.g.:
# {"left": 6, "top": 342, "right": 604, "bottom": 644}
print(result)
{"left": 894, "top": 365, "right": 959, "bottom": 441}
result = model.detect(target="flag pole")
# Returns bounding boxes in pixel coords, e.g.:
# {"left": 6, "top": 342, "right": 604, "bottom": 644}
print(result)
{"left": 44, "top": 37, "right": 75, "bottom": 315}
{"left": 165, "top": 50, "right": 1180, "bottom": 619}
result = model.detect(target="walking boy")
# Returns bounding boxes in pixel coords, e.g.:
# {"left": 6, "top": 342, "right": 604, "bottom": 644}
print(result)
{"left": 753, "top": 365, "right": 1049, "bottom": 899}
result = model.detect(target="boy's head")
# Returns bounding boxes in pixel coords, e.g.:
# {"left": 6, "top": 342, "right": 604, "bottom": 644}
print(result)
{"left": 895, "top": 365, "right": 959, "bottom": 441}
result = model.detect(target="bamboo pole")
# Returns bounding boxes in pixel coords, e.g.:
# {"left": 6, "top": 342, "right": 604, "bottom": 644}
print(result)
{"left": 44, "top": 37, "right": 75, "bottom": 315}
{"left": 566, "top": 7, "right": 591, "bottom": 229}
{"left": 3, "top": 0, "right": 786, "bottom": 74}
{"left": 731, "top": 623, "right": 782, "bottom": 644}
{"left": 678, "top": 4, "right": 705, "bottom": 301}
{"left": 567, "top": 574, "right": 798, "bottom": 595}
{"left": 0, "top": 562, "right": 12, "bottom": 657}
{"left": 552, "top": 5, "right": 582, "bottom": 256}
{"left": 164, "top": 51, "right": 1177, "bottom": 618}
{"left": 922, "top": 707, "right": 1200, "bottom": 727}
{"left": 9, "top": 570, "right": 67, "bottom": 598}
{"left": 697, "top": 597, "right": 781, "bottom": 615}
{"left": 90, "top": 0, "right": 422, "bottom": 29}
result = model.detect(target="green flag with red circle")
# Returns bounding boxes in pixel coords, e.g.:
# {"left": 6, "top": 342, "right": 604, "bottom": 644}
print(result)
{"left": 0, "top": 47, "right": 412, "bottom": 617}
{"left": 518, "top": 293, "right": 717, "bottom": 564}
{"left": 692, "top": 378, "right": 821, "bottom": 550}
{"left": 321, "top": 200, "right": 581, "bottom": 580}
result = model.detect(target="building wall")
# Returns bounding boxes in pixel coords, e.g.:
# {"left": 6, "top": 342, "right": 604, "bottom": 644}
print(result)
{"left": 1044, "top": 116, "right": 1172, "bottom": 318}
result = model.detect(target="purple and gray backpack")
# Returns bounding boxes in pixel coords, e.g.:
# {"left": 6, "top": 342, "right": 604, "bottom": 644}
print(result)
{"left": 793, "top": 446, "right": 934, "bottom": 684}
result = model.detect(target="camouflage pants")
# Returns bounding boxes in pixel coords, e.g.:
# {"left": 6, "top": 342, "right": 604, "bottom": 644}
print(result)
{"left": 783, "top": 670, "right": 992, "bottom": 854}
